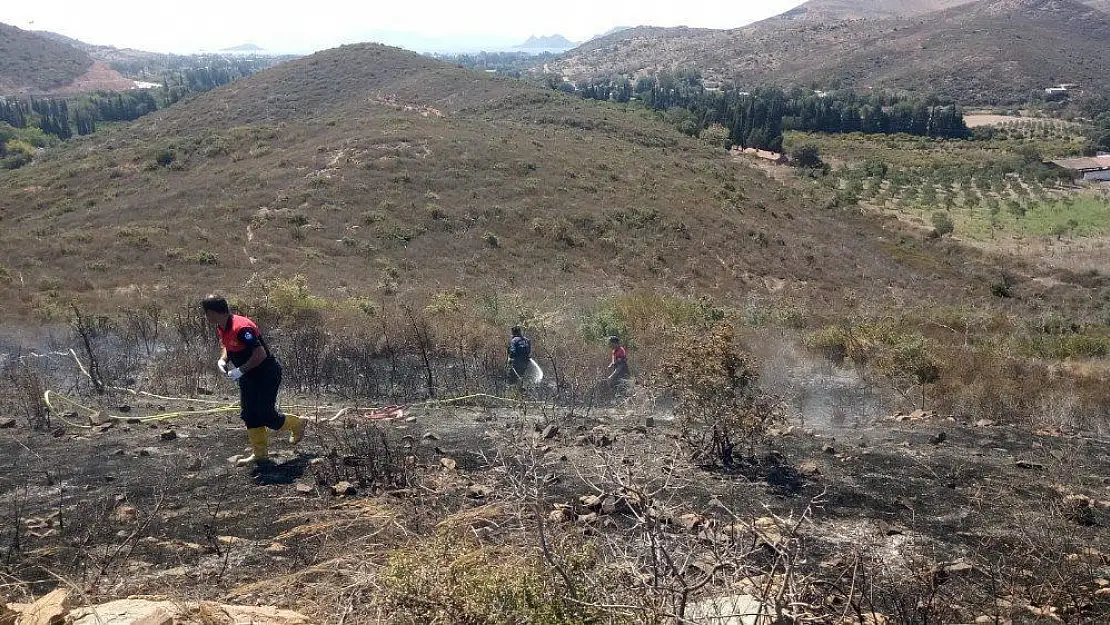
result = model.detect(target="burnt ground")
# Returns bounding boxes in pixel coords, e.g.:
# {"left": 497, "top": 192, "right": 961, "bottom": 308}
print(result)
{"left": 1, "top": 396, "right": 1109, "bottom": 623}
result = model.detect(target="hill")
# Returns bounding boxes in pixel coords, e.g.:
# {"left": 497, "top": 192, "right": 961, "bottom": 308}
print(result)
{"left": 554, "top": 0, "right": 1110, "bottom": 103}
{"left": 0, "top": 23, "right": 94, "bottom": 94}
{"left": 777, "top": 0, "right": 1110, "bottom": 19}
{"left": 514, "top": 34, "right": 577, "bottom": 51}
{"left": 0, "top": 43, "right": 996, "bottom": 319}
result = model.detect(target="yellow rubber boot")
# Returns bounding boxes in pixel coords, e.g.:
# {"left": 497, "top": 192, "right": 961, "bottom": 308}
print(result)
{"left": 236, "top": 428, "right": 270, "bottom": 466}
{"left": 280, "top": 414, "right": 305, "bottom": 445}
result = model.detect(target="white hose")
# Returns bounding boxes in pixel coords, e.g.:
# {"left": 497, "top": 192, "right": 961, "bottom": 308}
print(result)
{"left": 527, "top": 358, "right": 544, "bottom": 384}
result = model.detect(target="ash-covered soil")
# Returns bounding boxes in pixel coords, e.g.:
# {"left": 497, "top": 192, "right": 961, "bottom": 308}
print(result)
{"left": 1, "top": 397, "right": 1108, "bottom": 622}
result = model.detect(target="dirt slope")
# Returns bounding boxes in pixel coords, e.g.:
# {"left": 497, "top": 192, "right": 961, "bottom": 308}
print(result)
{"left": 0, "top": 22, "right": 93, "bottom": 94}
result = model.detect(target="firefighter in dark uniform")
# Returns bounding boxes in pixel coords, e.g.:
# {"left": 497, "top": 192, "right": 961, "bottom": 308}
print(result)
{"left": 202, "top": 295, "right": 304, "bottom": 466}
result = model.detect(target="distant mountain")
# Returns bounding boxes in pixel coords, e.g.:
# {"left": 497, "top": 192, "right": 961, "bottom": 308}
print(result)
{"left": 220, "top": 43, "right": 266, "bottom": 53}
{"left": 514, "top": 34, "right": 577, "bottom": 51}
{"left": 554, "top": 0, "right": 1110, "bottom": 104}
{"left": 0, "top": 23, "right": 94, "bottom": 94}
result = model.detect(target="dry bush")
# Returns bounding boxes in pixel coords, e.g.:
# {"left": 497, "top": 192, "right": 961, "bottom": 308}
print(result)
{"left": 660, "top": 323, "right": 785, "bottom": 466}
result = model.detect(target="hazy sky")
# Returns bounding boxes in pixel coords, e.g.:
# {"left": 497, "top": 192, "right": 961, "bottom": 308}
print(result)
{"left": 1, "top": 0, "right": 808, "bottom": 54}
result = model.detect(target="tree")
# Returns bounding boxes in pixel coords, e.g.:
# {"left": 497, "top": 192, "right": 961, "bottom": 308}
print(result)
{"left": 931, "top": 211, "right": 954, "bottom": 237}
{"left": 791, "top": 144, "right": 824, "bottom": 169}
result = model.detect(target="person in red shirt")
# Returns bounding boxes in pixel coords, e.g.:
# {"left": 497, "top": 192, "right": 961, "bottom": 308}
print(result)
{"left": 607, "top": 336, "right": 630, "bottom": 387}
{"left": 202, "top": 295, "right": 304, "bottom": 467}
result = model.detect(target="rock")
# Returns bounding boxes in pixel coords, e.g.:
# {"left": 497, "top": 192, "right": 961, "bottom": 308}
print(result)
{"left": 754, "top": 517, "right": 784, "bottom": 546}
{"left": 645, "top": 416, "right": 655, "bottom": 428}
{"left": 117, "top": 405, "right": 132, "bottom": 413}
{"left": 294, "top": 484, "right": 314, "bottom": 495}
{"left": 685, "top": 594, "right": 768, "bottom": 625}
{"left": 1015, "top": 460, "right": 1045, "bottom": 470}
{"left": 421, "top": 432, "right": 439, "bottom": 441}
{"left": 159, "top": 430, "right": 177, "bottom": 441}
{"left": 467, "top": 485, "right": 492, "bottom": 499}
{"left": 1, "top": 602, "right": 16, "bottom": 625}
{"left": 0, "top": 418, "right": 15, "bottom": 429}
{"left": 50, "top": 428, "right": 66, "bottom": 438}
{"left": 548, "top": 506, "right": 573, "bottom": 524}
{"left": 16, "top": 588, "right": 70, "bottom": 625}
{"left": 332, "top": 481, "right": 356, "bottom": 497}
{"left": 265, "top": 542, "right": 288, "bottom": 554}
{"left": 86, "top": 412, "right": 104, "bottom": 426}
{"left": 404, "top": 416, "right": 417, "bottom": 423}
{"left": 113, "top": 506, "right": 138, "bottom": 524}
{"left": 797, "top": 461, "right": 821, "bottom": 476}
{"left": 67, "top": 600, "right": 311, "bottom": 625}
{"left": 541, "top": 424, "right": 559, "bottom": 440}
{"left": 579, "top": 494, "right": 603, "bottom": 510}
{"left": 69, "top": 599, "right": 174, "bottom": 625}
{"left": 440, "top": 458, "right": 457, "bottom": 471}
{"left": 931, "top": 431, "right": 947, "bottom": 445}
{"left": 139, "top": 448, "right": 153, "bottom": 457}
{"left": 677, "top": 513, "right": 704, "bottom": 532}
{"left": 186, "top": 457, "right": 203, "bottom": 471}
{"left": 975, "top": 419, "right": 997, "bottom": 428}
{"left": 823, "top": 445, "right": 837, "bottom": 455}
{"left": 576, "top": 512, "right": 598, "bottom": 524}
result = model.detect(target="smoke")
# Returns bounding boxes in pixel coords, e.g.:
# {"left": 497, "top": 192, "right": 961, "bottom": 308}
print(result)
{"left": 750, "top": 332, "right": 893, "bottom": 430}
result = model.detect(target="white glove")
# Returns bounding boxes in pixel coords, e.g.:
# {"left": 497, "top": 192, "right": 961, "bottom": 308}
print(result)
{"left": 226, "top": 367, "right": 244, "bottom": 382}
{"left": 217, "top": 358, "right": 228, "bottom": 374}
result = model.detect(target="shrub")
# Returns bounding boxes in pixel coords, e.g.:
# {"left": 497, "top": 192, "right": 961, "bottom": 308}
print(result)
{"left": 155, "top": 149, "right": 176, "bottom": 167}
{"left": 380, "top": 534, "right": 603, "bottom": 625}
{"left": 660, "top": 323, "right": 784, "bottom": 466}
{"left": 931, "top": 211, "right": 954, "bottom": 237}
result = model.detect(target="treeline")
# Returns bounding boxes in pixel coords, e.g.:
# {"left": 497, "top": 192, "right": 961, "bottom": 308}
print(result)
{"left": 568, "top": 71, "right": 969, "bottom": 151}
{"left": 0, "top": 91, "right": 159, "bottom": 140}
{"left": 435, "top": 51, "right": 558, "bottom": 78}
{"left": 0, "top": 57, "right": 276, "bottom": 169}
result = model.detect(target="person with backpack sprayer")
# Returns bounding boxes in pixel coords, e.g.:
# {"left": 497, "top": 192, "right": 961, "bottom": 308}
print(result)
{"left": 202, "top": 295, "right": 305, "bottom": 467}
{"left": 607, "top": 336, "right": 630, "bottom": 388}
{"left": 507, "top": 326, "right": 532, "bottom": 393}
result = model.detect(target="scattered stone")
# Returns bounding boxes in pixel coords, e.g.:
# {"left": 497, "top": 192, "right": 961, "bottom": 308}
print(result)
{"left": 51, "top": 427, "right": 66, "bottom": 438}
{"left": 975, "top": 419, "right": 997, "bottom": 428}
{"left": 685, "top": 594, "right": 766, "bottom": 625}
{"left": 294, "top": 484, "right": 314, "bottom": 495}
{"left": 797, "top": 461, "right": 821, "bottom": 476}
{"left": 227, "top": 454, "right": 244, "bottom": 465}
{"left": 677, "top": 513, "right": 704, "bottom": 532}
{"left": 332, "top": 481, "right": 356, "bottom": 497}
{"left": 1015, "top": 460, "right": 1045, "bottom": 470}
{"left": 66, "top": 599, "right": 310, "bottom": 625}
{"left": 160, "top": 430, "right": 177, "bottom": 441}
{"left": 117, "top": 405, "right": 131, "bottom": 413}
{"left": 404, "top": 416, "right": 417, "bottom": 423}
{"left": 467, "top": 485, "right": 492, "bottom": 499}
{"left": 645, "top": 416, "right": 655, "bottom": 428}
{"left": 113, "top": 506, "right": 137, "bottom": 524}
{"left": 823, "top": 445, "right": 837, "bottom": 455}
{"left": 0, "top": 418, "right": 15, "bottom": 429}
{"left": 440, "top": 458, "right": 457, "bottom": 471}
{"left": 877, "top": 521, "right": 903, "bottom": 536}
{"left": 1063, "top": 494, "right": 1097, "bottom": 526}
{"left": 580, "top": 494, "right": 603, "bottom": 510}
{"left": 186, "top": 457, "right": 203, "bottom": 471}
{"left": 754, "top": 517, "right": 784, "bottom": 545}
{"left": 86, "top": 412, "right": 105, "bottom": 426}
{"left": 931, "top": 431, "right": 947, "bottom": 445}
{"left": 421, "top": 432, "right": 439, "bottom": 441}
{"left": 265, "top": 542, "right": 288, "bottom": 555}
{"left": 549, "top": 506, "right": 573, "bottom": 524}
{"left": 541, "top": 424, "right": 559, "bottom": 440}
{"left": 111, "top": 449, "right": 125, "bottom": 456}
{"left": 576, "top": 512, "right": 598, "bottom": 525}
{"left": 139, "top": 448, "right": 153, "bottom": 457}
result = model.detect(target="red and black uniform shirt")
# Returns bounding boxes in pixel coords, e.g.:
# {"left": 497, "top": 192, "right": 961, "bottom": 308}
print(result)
{"left": 216, "top": 314, "right": 273, "bottom": 369}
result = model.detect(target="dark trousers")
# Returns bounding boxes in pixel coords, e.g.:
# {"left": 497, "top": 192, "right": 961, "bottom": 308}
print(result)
{"left": 239, "top": 361, "right": 286, "bottom": 430}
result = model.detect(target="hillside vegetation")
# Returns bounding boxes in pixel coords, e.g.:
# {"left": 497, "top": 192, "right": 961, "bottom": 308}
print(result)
{"left": 0, "top": 43, "right": 985, "bottom": 320}
{"left": 555, "top": 0, "right": 1110, "bottom": 104}
{"left": 0, "top": 23, "right": 93, "bottom": 94}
